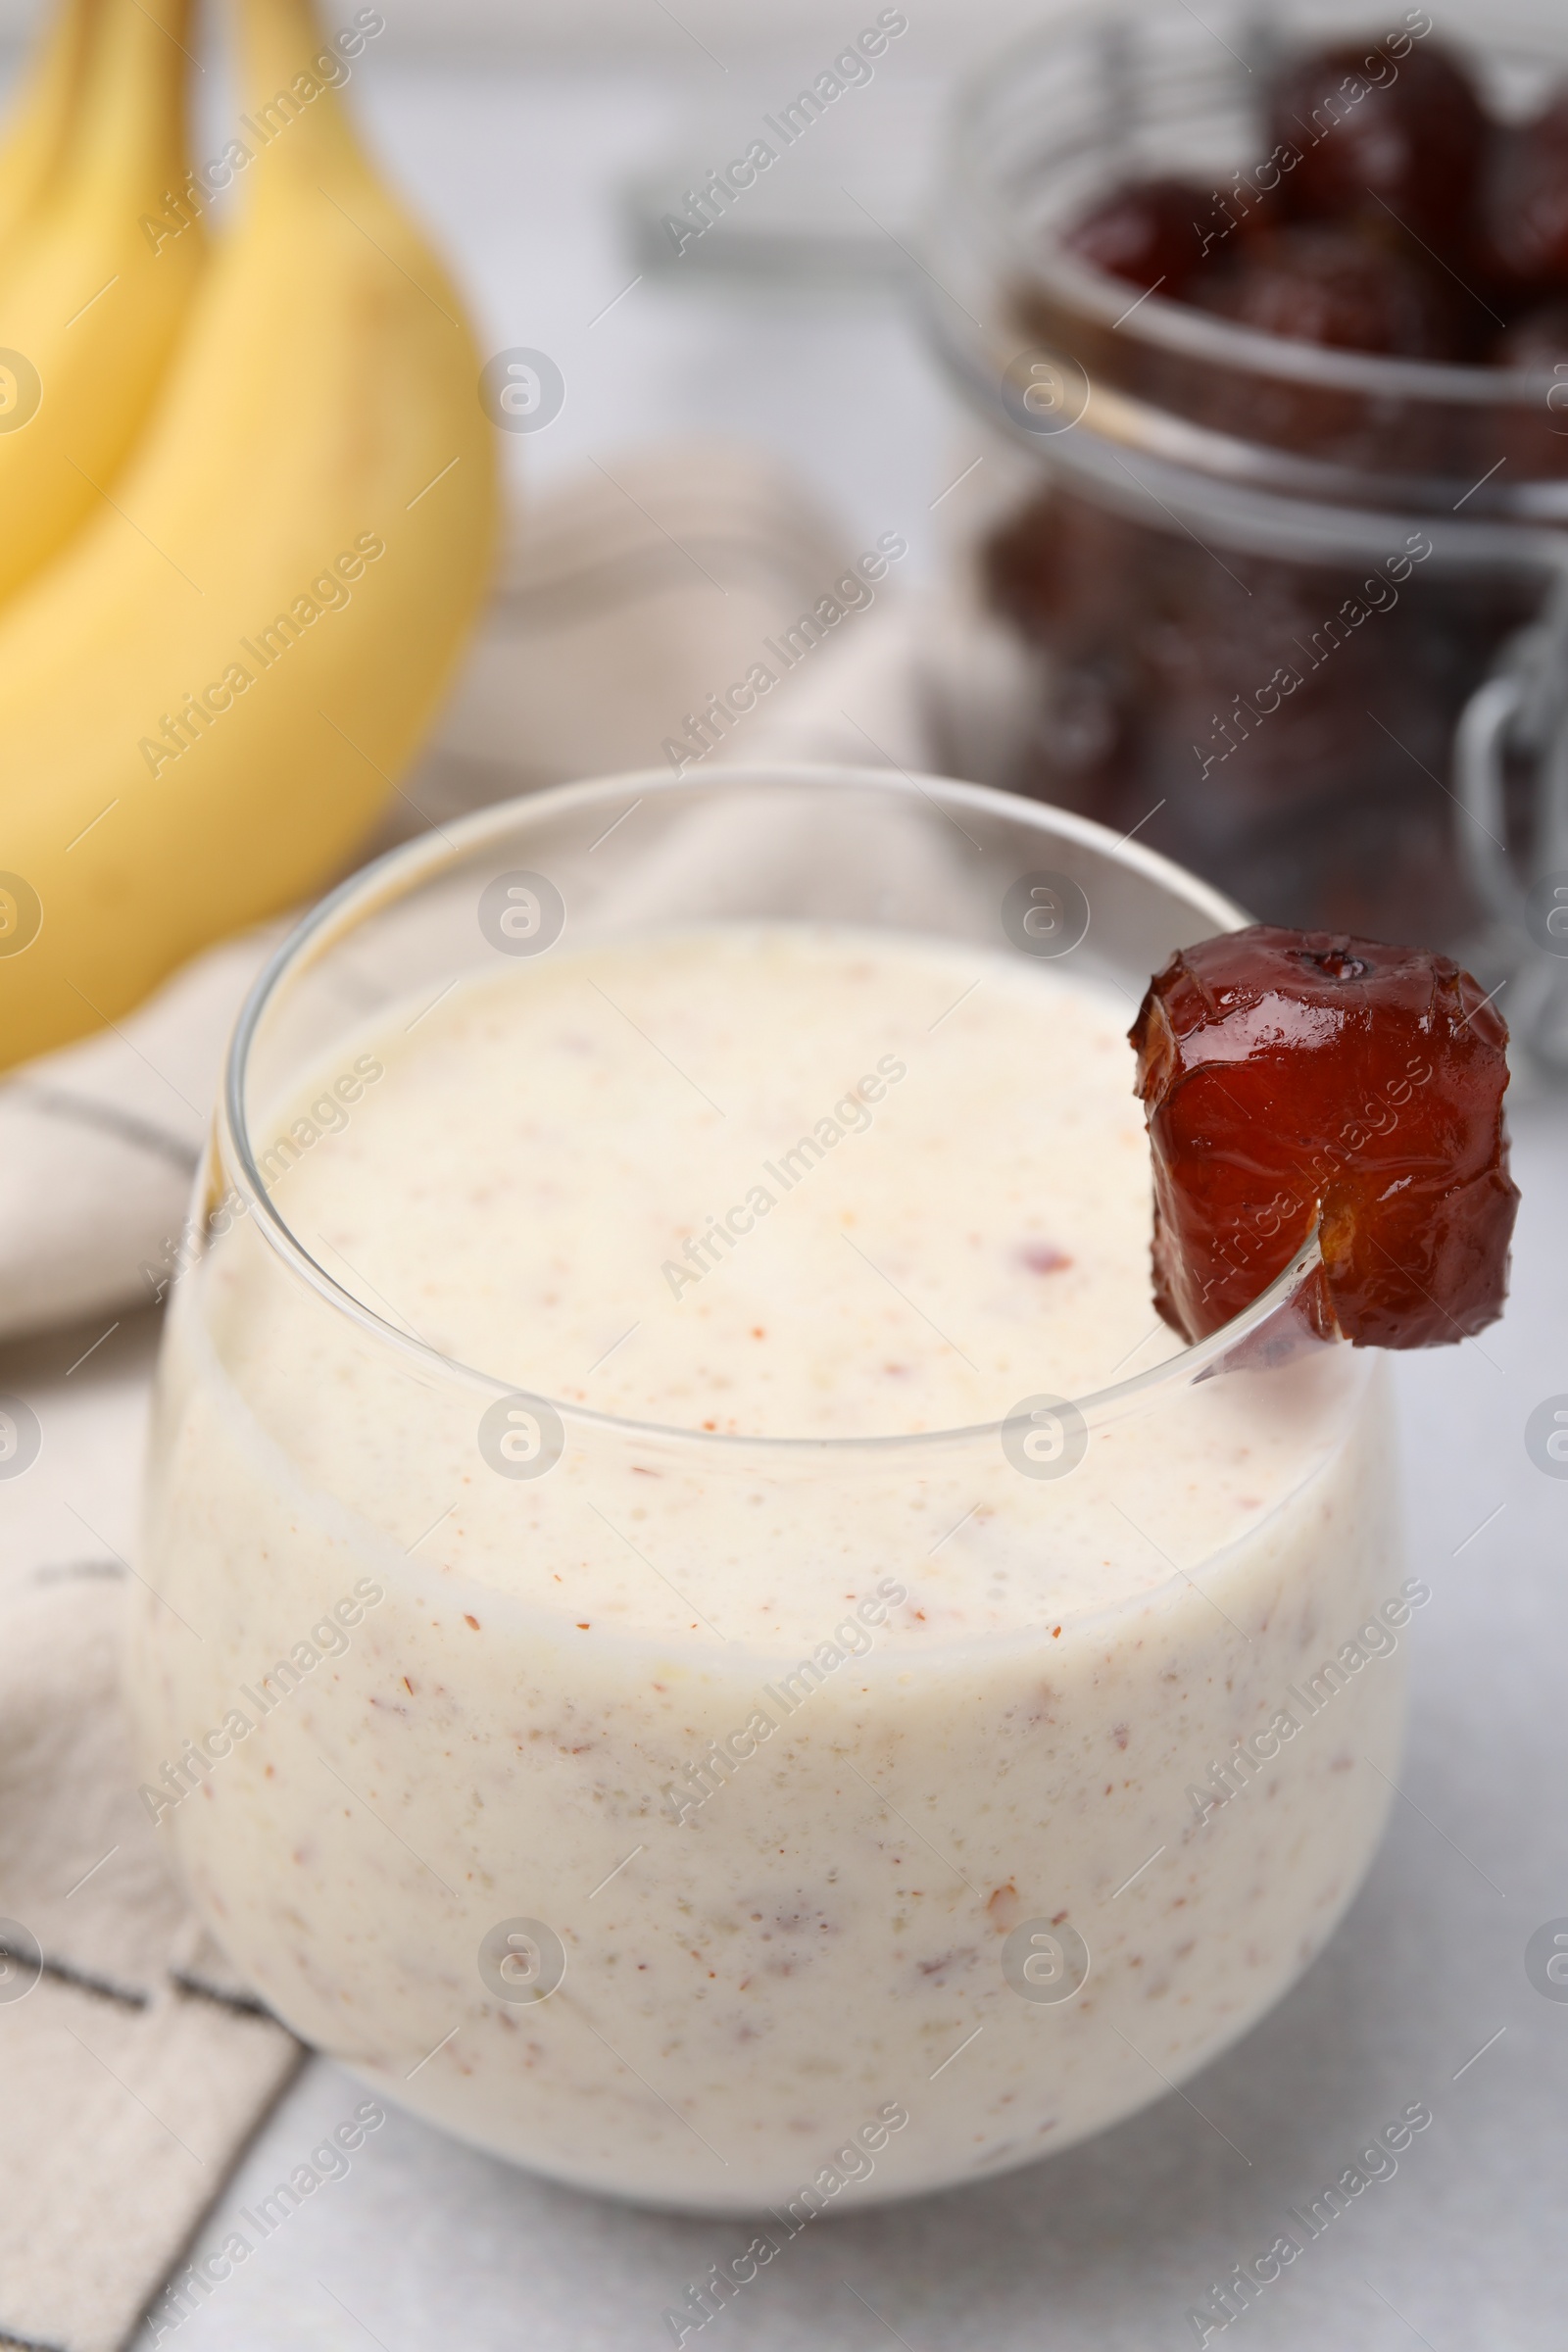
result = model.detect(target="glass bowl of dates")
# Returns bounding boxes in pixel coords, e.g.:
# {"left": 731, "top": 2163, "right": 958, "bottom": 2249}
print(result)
{"left": 926, "top": 4, "right": 1568, "bottom": 1068}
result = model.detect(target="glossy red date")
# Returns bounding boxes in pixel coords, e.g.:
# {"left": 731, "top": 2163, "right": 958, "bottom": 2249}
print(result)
{"left": 1266, "top": 40, "right": 1487, "bottom": 255}
{"left": 1062, "top": 175, "right": 1216, "bottom": 298}
{"left": 1193, "top": 224, "right": 1460, "bottom": 358}
{"left": 1129, "top": 925, "right": 1519, "bottom": 1348}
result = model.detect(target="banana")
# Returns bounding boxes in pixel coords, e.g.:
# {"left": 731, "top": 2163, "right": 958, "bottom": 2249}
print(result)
{"left": 0, "top": 0, "right": 98, "bottom": 252}
{"left": 0, "top": 0, "right": 497, "bottom": 1069}
{"left": 0, "top": 0, "right": 205, "bottom": 605}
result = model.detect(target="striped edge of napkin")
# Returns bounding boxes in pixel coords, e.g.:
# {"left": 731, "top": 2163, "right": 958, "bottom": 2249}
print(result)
{"left": 0, "top": 1563, "right": 304, "bottom": 2352}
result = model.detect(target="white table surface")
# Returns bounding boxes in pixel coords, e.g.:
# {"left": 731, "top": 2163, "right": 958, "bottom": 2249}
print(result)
{"left": 5, "top": 47, "right": 1566, "bottom": 2352}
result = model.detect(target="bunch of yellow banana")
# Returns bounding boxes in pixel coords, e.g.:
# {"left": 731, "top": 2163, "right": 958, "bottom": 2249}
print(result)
{"left": 0, "top": 0, "right": 497, "bottom": 1069}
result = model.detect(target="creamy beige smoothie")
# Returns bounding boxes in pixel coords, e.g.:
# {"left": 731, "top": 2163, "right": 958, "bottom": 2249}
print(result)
{"left": 130, "top": 920, "right": 1407, "bottom": 2211}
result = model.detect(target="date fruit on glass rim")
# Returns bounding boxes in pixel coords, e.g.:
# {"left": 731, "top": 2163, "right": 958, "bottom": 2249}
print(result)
{"left": 927, "top": 6, "right": 1568, "bottom": 997}
{"left": 132, "top": 766, "right": 1420, "bottom": 2214}
{"left": 1131, "top": 922, "right": 1519, "bottom": 1348}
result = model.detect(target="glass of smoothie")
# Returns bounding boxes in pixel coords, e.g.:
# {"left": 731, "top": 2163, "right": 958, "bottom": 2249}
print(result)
{"left": 128, "top": 765, "right": 1410, "bottom": 2212}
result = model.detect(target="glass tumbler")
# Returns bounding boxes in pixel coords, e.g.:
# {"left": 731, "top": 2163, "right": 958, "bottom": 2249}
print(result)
{"left": 128, "top": 765, "right": 1406, "bottom": 2213}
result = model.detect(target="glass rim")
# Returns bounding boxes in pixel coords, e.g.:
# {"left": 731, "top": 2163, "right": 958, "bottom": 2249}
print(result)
{"left": 945, "top": 2, "right": 1568, "bottom": 409}
{"left": 220, "top": 761, "right": 1327, "bottom": 1458}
